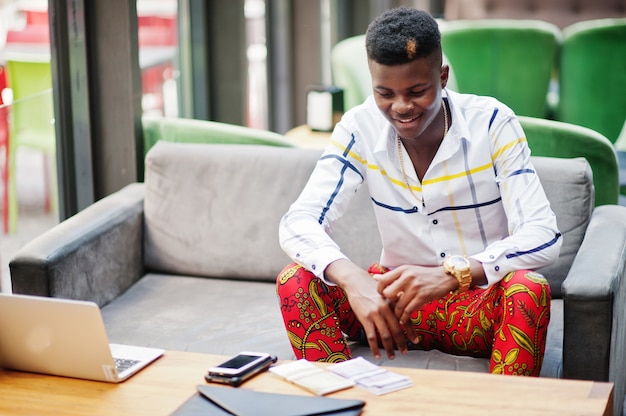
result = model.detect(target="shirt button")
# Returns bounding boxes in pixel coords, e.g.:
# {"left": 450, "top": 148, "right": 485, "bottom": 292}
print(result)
{"left": 489, "top": 255, "right": 494, "bottom": 259}
{"left": 312, "top": 265, "right": 316, "bottom": 270}
{"left": 440, "top": 253, "right": 446, "bottom": 258}
{"left": 432, "top": 219, "right": 438, "bottom": 225}
{"left": 495, "top": 266, "right": 500, "bottom": 272}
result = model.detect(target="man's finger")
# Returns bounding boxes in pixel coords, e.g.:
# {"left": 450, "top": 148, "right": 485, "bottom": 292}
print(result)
{"left": 376, "top": 320, "right": 397, "bottom": 360}
{"left": 403, "top": 316, "right": 419, "bottom": 345}
{"left": 375, "top": 270, "right": 400, "bottom": 294}
{"left": 383, "top": 309, "right": 409, "bottom": 357}
{"left": 362, "top": 322, "right": 382, "bottom": 360}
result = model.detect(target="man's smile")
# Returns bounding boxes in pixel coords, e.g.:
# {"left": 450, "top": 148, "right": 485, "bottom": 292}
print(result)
{"left": 394, "top": 113, "right": 422, "bottom": 124}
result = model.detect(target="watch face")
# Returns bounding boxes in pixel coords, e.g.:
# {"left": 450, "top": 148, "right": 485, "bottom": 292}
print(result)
{"left": 448, "top": 256, "right": 470, "bottom": 269}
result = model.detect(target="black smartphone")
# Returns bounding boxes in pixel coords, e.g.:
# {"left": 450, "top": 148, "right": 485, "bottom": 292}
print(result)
{"left": 205, "top": 352, "right": 277, "bottom": 387}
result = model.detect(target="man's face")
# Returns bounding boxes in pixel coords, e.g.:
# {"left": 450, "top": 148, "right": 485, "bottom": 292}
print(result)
{"left": 368, "top": 56, "right": 448, "bottom": 141}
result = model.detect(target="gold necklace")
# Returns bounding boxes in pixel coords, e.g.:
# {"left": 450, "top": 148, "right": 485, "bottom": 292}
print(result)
{"left": 396, "top": 100, "right": 449, "bottom": 206}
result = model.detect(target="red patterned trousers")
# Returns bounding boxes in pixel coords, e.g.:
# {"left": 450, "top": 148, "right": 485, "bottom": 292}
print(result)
{"left": 276, "top": 262, "right": 551, "bottom": 376}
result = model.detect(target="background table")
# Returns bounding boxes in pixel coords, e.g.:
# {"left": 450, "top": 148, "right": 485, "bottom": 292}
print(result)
{"left": 284, "top": 124, "right": 331, "bottom": 149}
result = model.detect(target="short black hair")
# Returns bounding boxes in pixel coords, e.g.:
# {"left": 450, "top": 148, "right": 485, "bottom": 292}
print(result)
{"left": 365, "top": 7, "right": 442, "bottom": 66}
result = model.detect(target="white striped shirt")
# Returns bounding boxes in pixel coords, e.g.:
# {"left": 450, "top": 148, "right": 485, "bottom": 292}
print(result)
{"left": 279, "top": 89, "right": 562, "bottom": 287}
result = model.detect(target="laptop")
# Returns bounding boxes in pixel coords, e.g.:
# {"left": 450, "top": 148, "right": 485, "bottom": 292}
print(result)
{"left": 0, "top": 293, "right": 164, "bottom": 383}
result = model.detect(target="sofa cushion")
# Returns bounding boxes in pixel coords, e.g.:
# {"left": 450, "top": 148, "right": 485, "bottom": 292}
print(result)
{"left": 143, "top": 143, "right": 314, "bottom": 280}
{"left": 531, "top": 157, "right": 594, "bottom": 297}
{"left": 143, "top": 142, "right": 382, "bottom": 281}
{"left": 101, "top": 273, "right": 562, "bottom": 378}
{"left": 101, "top": 273, "right": 294, "bottom": 357}
{"left": 144, "top": 142, "right": 592, "bottom": 296}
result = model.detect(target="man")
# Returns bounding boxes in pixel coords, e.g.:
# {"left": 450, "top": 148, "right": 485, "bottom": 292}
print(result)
{"left": 277, "top": 7, "right": 561, "bottom": 376}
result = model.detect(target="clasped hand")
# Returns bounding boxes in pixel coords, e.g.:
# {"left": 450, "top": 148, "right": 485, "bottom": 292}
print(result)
{"left": 376, "top": 264, "right": 453, "bottom": 326}
{"left": 366, "top": 265, "right": 456, "bottom": 359}
{"left": 327, "top": 260, "right": 453, "bottom": 361}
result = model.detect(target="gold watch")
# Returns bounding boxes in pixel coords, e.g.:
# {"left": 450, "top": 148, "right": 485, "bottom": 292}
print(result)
{"left": 443, "top": 255, "right": 472, "bottom": 294}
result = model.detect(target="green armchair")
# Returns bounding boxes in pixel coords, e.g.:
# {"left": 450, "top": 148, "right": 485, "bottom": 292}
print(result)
{"left": 556, "top": 18, "right": 626, "bottom": 145}
{"left": 140, "top": 116, "right": 295, "bottom": 179}
{"left": 330, "top": 35, "right": 371, "bottom": 112}
{"left": 519, "top": 116, "right": 619, "bottom": 206}
{"left": 439, "top": 19, "right": 561, "bottom": 118}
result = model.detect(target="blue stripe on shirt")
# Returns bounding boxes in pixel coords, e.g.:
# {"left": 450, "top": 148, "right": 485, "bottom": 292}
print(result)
{"left": 371, "top": 197, "right": 419, "bottom": 213}
{"left": 508, "top": 168, "right": 535, "bottom": 178}
{"left": 320, "top": 154, "right": 364, "bottom": 181}
{"left": 318, "top": 135, "right": 360, "bottom": 224}
{"left": 488, "top": 108, "right": 499, "bottom": 130}
{"left": 505, "top": 232, "right": 562, "bottom": 259}
{"left": 428, "top": 197, "right": 502, "bottom": 215}
{"left": 344, "top": 134, "right": 356, "bottom": 157}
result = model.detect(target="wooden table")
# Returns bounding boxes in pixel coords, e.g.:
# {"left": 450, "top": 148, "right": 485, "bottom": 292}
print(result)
{"left": 284, "top": 124, "right": 331, "bottom": 149}
{"left": 0, "top": 351, "right": 614, "bottom": 415}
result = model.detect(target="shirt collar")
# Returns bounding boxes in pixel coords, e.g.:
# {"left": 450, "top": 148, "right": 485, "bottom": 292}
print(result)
{"left": 432, "top": 89, "right": 473, "bottom": 163}
{"left": 445, "top": 89, "right": 472, "bottom": 144}
{"left": 369, "top": 98, "right": 397, "bottom": 158}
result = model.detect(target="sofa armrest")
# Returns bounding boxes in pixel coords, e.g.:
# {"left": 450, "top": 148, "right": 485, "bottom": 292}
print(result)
{"left": 561, "top": 205, "right": 626, "bottom": 388}
{"left": 9, "top": 184, "right": 146, "bottom": 307}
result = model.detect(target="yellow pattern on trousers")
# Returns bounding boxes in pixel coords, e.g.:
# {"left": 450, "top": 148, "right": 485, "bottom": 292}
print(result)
{"left": 276, "top": 263, "right": 551, "bottom": 376}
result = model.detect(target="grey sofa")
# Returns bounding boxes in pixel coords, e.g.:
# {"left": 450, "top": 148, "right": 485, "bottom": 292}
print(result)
{"left": 10, "top": 142, "right": 626, "bottom": 414}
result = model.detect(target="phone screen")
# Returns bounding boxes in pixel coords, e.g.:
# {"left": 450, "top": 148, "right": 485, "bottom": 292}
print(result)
{"left": 218, "top": 354, "right": 260, "bottom": 369}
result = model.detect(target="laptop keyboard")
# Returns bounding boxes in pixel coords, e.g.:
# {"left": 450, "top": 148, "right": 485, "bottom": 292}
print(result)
{"left": 114, "top": 357, "right": 141, "bottom": 373}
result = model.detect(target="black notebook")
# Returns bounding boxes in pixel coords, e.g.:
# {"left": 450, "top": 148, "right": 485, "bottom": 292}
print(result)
{"left": 171, "top": 384, "right": 365, "bottom": 416}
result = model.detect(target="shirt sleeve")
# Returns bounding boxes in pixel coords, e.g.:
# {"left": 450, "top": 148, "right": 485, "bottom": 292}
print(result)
{"left": 279, "top": 126, "right": 367, "bottom": 283}
{"left": 470, "top": 111, "right": 562, "bottom": 287}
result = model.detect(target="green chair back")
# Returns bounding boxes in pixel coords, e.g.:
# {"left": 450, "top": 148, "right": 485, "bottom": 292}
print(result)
{"left": 557, "top": 18, "right": 626, "bottom": 144}
{"left": 140, "top": 116, "right": 295, "bottom": 180}
{"left": 5, "top": 54, "right": 57, "bottom": 234}
{"left": 330, "top": 34, "right": 459, "bottom": 112}
{"left": 6, "top": 56, "right": 55, "bottom": 150}
{"left": 519, "top": 116, "right": 619, "bottom": 206}
{"left": 440, "top": 19, "right": 561, "bottom": 118}
{"left": 330, "top": 35, "right": 371, "bottom": 111}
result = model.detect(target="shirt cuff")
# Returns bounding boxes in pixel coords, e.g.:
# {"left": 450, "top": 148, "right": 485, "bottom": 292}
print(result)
{"left": 470, "top": 251, "right": 508, "bottom": 288}
{"left": 294, "top": 246, "right": 347, "bottom": 285}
